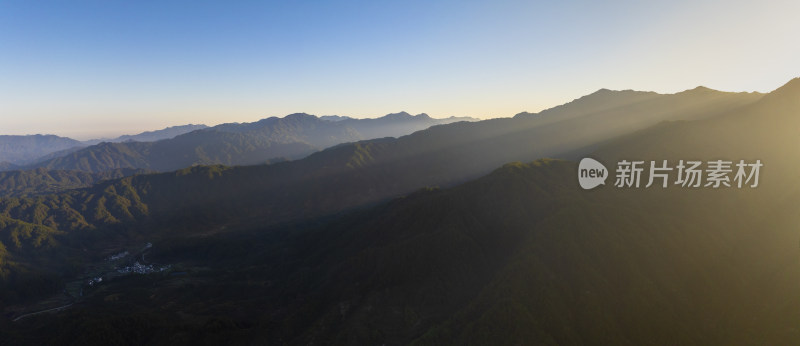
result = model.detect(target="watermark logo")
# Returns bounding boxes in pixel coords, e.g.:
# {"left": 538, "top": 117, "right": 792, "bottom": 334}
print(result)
{"left": 578, "top": 158, "right": 608, "bottom": 190}
{"left": 578, "top": 158, "right": 763, "bottom": 190}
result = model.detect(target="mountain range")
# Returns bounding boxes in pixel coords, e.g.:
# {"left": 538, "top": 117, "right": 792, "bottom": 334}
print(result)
{"left": 0, "top": 125, "right": 207, "bottom": 167}
{"left": 2, "top": 112, "right": 476, "bottom": 175}
{"left": 0, "top": 113, "right": 476, "bottom": 196}
{"left": 0, "top": 79, "right": 798, "bottom": 345}
{"left": 0, "top": 86, "right": 763, "bottom": 234}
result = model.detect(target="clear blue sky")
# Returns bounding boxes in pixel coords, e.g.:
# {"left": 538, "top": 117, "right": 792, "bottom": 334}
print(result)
{"left": 1, "top": 0, "right": 798, "bottom": 139}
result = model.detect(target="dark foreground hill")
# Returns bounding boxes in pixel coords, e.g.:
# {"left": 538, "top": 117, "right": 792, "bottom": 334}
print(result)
{"left": 2, "top": 154, "right": 796, "bottom": 344}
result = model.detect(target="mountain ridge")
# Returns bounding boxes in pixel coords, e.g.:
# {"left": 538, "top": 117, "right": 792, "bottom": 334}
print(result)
{"left": 0, "top": 80, "right": 774, "bottom": 243}
{"left": 82, "top": 124, "right": 209, "bottom": 145}
{"left": 22, "top": 112, "right": 478, "bottom": 173}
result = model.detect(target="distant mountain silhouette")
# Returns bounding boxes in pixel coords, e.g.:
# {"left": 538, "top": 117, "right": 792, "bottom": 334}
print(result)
{"left": 82, "top": 124, "right": 208, "bottom": 145}
{"left": 0, "top": 135, "right": 83, "bottom": 166}
{"left": 0, "top": 125, "right": 209, "bottom": 168}
{"left": 25, "top": 112, "right": 477, "bottom": 173}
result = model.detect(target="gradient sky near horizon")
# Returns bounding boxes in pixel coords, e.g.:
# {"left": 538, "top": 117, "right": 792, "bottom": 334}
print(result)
{"left": 1, "top": 0, "right": 799, "bottom": 139}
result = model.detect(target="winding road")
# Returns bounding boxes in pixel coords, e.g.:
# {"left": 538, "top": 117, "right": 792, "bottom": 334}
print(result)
{"left": 12, "top": 303, "right": 73, "bottom": 322}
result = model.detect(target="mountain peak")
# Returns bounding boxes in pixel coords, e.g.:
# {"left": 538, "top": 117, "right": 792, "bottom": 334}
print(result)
{"left": 759, "top": 77, "right": 800, "bottom": 106}
{"left": 383, "top": 111, "right": 413, "bottom": 120}
{"left": 284, "top": 113, "right": 318, "bottom": 121}
{"left": 770, "top": 77, "right": 800, "bottom": 95}
{"left": 320, "top": 115, "right": 353, "bottom": 122}
{"left": 414, "top": 113, "right": 432, "bottom": 119}
{"left": 512, "top": 111, "right": 537, "bottom": 118}
{"left": 677, "top": 86, "right": 716, "bottom": 95}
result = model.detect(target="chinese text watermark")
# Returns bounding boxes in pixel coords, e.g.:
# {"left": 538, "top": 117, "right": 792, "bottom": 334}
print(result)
{"left": 578, "top": 158, "right": 762, "bottom": 190}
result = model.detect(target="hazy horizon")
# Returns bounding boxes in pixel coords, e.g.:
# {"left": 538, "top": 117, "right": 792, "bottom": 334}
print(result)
{"left": 1, "top": 82, "right": 778, "bottom": 141}
{"left": 2, "top": 110, "right": 486, "bottom": 141}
